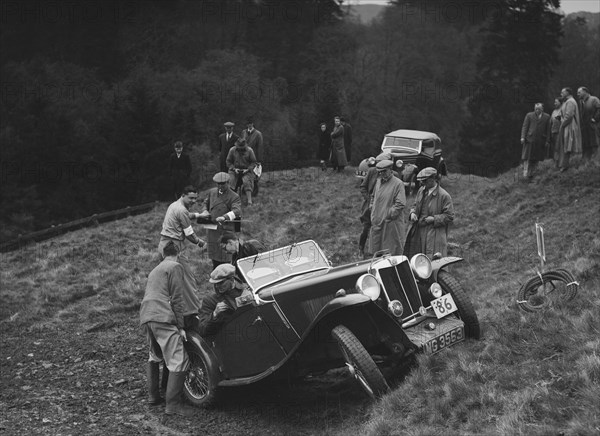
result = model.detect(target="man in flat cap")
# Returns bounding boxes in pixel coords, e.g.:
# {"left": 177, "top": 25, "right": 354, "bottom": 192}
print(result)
{"left": 200, "top": 172, "right": 242, "bottom": 268}
{"left": 226, "top": 137, "right": 257, "bottom": 206}
{"left": 218, "top": 122, "right": 239, "bottom": 172}
{"left": 369, "top": 159, "right": 406, "bottom": 256}
{"left": 140, "top": 240, "right": 197, "bottom": 417}
{"left": 358, "top": 153, "right": 398, "bottom": 257}
{"left": 196, "top": 264, "right": 251, "bottom": 336}
{"left": 405, "top": 167, "right": 454, "bottom": 258}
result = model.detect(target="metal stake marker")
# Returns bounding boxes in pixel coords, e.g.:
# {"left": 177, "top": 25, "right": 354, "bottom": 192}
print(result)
{"left": 535, "top": 221, "right": 546, "bottom": 282}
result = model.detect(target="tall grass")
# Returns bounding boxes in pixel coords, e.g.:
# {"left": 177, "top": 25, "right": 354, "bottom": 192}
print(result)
{"left": 1, "top": 159, "right": 599, "bottom": 435}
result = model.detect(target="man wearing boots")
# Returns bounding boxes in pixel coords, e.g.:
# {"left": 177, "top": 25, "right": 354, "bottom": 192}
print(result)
{"left": 140, "top": 241, "right": 197, "bottom": 417}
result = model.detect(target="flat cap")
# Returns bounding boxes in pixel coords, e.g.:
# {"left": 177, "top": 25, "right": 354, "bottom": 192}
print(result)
{"left": 375, "top": 152, "right": 392, "bottom": 162}
{"left": 209, "top": 263, "right": 236, "bottom": 283}
{"left": 224, "top": 121, "right": 235, "bottom": 127}
{"left": 417, "top": 167, "right": 437, "bottom": 180}
{"left": 213, "top": 172, "right": 230, "bottom": 183}
{"left": 376, "top": 159, "right": 393, "bottom": 170}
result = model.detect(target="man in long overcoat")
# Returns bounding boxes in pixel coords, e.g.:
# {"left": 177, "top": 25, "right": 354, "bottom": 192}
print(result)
{"left": 202, "top": 172, "right": 242, "bottom": 268}
{"left": 218, "top": 121, "right": 238, "bottom": 172}
{"left": 405, "top": 167, "right": 454, "bottom": 258}
{"left": 330, "top": 116, "right": 347, "bottom": 172}
{"left": 369, "top": 160, "right": 406, "bottom": 256}
{"left": 577, "top": 86, "right": 600, "bottom": 159}
{"left": 557, "top": 87, "right": 582, "bottom": 171}
{"left": 520, "top": 103, "right": 550, "bottom": 179}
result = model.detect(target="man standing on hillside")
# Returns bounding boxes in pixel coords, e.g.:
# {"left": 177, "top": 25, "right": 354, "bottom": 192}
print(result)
{"left": 168, "top": 141, "right": 192, "bottom": 200}
{"left": 405, "top": 168, "right": 454, "bottom": 258}
{"left": 369, "top": 159, "right": 406, "bottom": 256}
{"left": 158, "top": 186, "right": 205, "bottom": 323}
{"left": 227, "top": 138, "right": 257, "bottom": 206}
{"left": 218, "top": 121, "right": 238, "bottom": 172}
{"left": 577, "top": 86, "right": 600, "bottom": 160}
{"left": 330, "top": 116, "right": 347, "bottom": 172}
{"left": 242, "top": 117, "right": 263, "bottom": 196}
{"left": 359, "top": 153, "right": 390, "bottom": 257}
{"left": 520, "top": 103, "right": 550, "bottom": 180}
{"left": 201, "top": 172, "right": 242, "bottom": 268}
{"left": 140, "top": 240, "right": 197, "bottom": 417}
{"left": 557, "top": 87, "right": 582, "bottom": 172}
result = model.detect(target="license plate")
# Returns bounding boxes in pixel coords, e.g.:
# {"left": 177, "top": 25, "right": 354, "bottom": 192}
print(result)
{"left": 423, "top": 326, "right": 464, "bottom": 354}
{"left": 430, "top": 294, "right": 458, "bottom": 319}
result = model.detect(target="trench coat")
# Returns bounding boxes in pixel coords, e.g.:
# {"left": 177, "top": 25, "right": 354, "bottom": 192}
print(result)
{"left": 369, "top": 176, "right": 406, "bottom": 256}
{"left": 406, "top": 184, "right": 454, "bottom": 258}
{"left": 330, "top": 124, "right": 347, "bottom": 167}
{"left": 558, "top": 96, "right": 582, "bottom": 155}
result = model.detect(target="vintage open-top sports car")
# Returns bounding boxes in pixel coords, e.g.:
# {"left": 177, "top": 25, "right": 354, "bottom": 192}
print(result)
{"left": 183, "top": 240, "right": 480, "bottom": 405}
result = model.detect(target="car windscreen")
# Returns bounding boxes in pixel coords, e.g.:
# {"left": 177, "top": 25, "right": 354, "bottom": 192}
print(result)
{"left": 382, "top": 136, "right": 421, "bottom": 150}
{"left": 237, "top": 240, "right": 330, "bottom": 290}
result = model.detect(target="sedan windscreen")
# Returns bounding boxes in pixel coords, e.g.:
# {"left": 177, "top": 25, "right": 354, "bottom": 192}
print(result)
{"left": 382, "top": 136, "right": 421, "bottom": 150}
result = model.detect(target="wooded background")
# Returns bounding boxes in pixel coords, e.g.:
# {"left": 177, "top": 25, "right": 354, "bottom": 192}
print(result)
{"left": 1, "top": 0, "right": 598, "bottom": 241}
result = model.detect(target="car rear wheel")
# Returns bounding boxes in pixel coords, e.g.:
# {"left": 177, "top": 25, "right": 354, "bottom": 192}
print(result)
{"left": 331, "top": 325, "right": 389, "bottom": 399}
{"left": 437, "top": 270, "right": 481, "bottom": 339}
{"left": 183, "top": 339, "right": 219, "bottom": 407}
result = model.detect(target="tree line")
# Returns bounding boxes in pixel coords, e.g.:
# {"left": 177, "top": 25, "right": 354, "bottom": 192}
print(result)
{"left": 0, "top": 0, "right": 598, "bottom": 241}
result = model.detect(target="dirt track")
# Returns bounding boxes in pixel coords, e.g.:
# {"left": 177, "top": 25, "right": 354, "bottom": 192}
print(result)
{"left": 1, "top": 318, "right": 377, "bottom": 436}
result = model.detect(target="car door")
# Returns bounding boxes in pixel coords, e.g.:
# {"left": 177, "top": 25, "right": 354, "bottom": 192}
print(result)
{"left": 209, "top": 303, "right": 290, "bottom": 378}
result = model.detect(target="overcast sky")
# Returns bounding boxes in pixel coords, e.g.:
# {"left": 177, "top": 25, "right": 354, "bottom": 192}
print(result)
{"left": 355, "top": 0, "right": 600, "bottom": 14}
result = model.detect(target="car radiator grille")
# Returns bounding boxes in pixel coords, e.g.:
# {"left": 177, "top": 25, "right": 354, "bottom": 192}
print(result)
{"left": 378, "top": 261, "right": 423, "bottom": 319}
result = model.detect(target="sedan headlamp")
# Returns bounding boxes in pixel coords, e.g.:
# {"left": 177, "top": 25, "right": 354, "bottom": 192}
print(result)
{"left": 429, "top": 282, "right": 443, "bottom": 298}
{"left": 355, "top": 274, "right": 381, "bottom": 301}
{"left": 410, "top": 254, "right": 432, "bottom": 280}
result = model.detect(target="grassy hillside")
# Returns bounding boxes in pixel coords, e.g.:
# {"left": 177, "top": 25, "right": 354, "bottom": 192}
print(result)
{"left": 1, "top": 159, "right": 599, "bottom": 435}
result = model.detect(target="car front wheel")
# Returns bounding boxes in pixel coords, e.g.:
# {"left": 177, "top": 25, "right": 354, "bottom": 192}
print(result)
{"left": 183, "top": 338, "right": 219, "bottom": 407}
{"left": 437, "top": 270, "right": 481, "bottom": 339}
{"left": 331, "top": 325, "right": 389, "bottom": 399}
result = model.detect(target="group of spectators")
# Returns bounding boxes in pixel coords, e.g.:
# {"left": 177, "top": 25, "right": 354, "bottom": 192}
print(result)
{"left": 357, "top": 154, "right": 454, "bottom": 260}
{"left": 169, "top": 118, "right": 263, "bottom": 205}
{"left": 520, "top": 86, "right": 600, "bottom": 178}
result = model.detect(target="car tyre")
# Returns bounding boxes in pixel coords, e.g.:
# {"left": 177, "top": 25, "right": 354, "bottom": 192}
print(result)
{"left": 183, "top": 338, "right": 219, "bottom": 407}
{"left": 331, "top": 325, "right": 389, "bottom": 399}
{"left": 437, "top": 270, "right": 481, "bottom": 339}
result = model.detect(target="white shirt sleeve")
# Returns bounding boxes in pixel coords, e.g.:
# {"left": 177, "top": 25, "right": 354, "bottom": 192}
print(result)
{"left": 183, "top": 225, "right": 194, "bottom": 236}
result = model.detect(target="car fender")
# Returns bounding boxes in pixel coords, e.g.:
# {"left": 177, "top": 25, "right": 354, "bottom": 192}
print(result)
{"left": 431, "top": 256, "right": 463, "bottom": 282}
{"left": 185, "top": 331, "right": 222, "bottom": 379}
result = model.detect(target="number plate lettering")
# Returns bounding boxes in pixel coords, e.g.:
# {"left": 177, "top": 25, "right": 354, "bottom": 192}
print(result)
{"left": 423, "top": 326, "right": 464, "bottom": 355}
{"left": 431, "top": 294, "right": 458, "bottom": 318}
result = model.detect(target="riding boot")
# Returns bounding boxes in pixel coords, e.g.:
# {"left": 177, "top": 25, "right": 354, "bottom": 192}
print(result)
{"left": 147, "top": 362, "right": 164, "bottom": 405}
{"left": 160, "top": 366, "right": 169, "bottom": 398}
{"left": 246, "top": 191, "right": 253, "bottom": 205}
{"left": 165, "top": 371, "right": 197, "bottom": 417}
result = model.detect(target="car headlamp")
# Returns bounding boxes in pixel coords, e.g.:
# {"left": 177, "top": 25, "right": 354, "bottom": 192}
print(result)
{"left": 388, "top": 300, "right": 404, "bottom": 317}
{"left": 410, "top": 254, "right": 432, "bottom": 280}
{"left": 355, "top": 274, "right": 381, "bottom": 301}
{"left": 429, "top": 283, "right": 443, "bottom": 298}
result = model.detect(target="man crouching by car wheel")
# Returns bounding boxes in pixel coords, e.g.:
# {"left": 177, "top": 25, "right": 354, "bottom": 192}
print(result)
{"left": 139, "top": 240, "right": 198, "bottom": 418}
